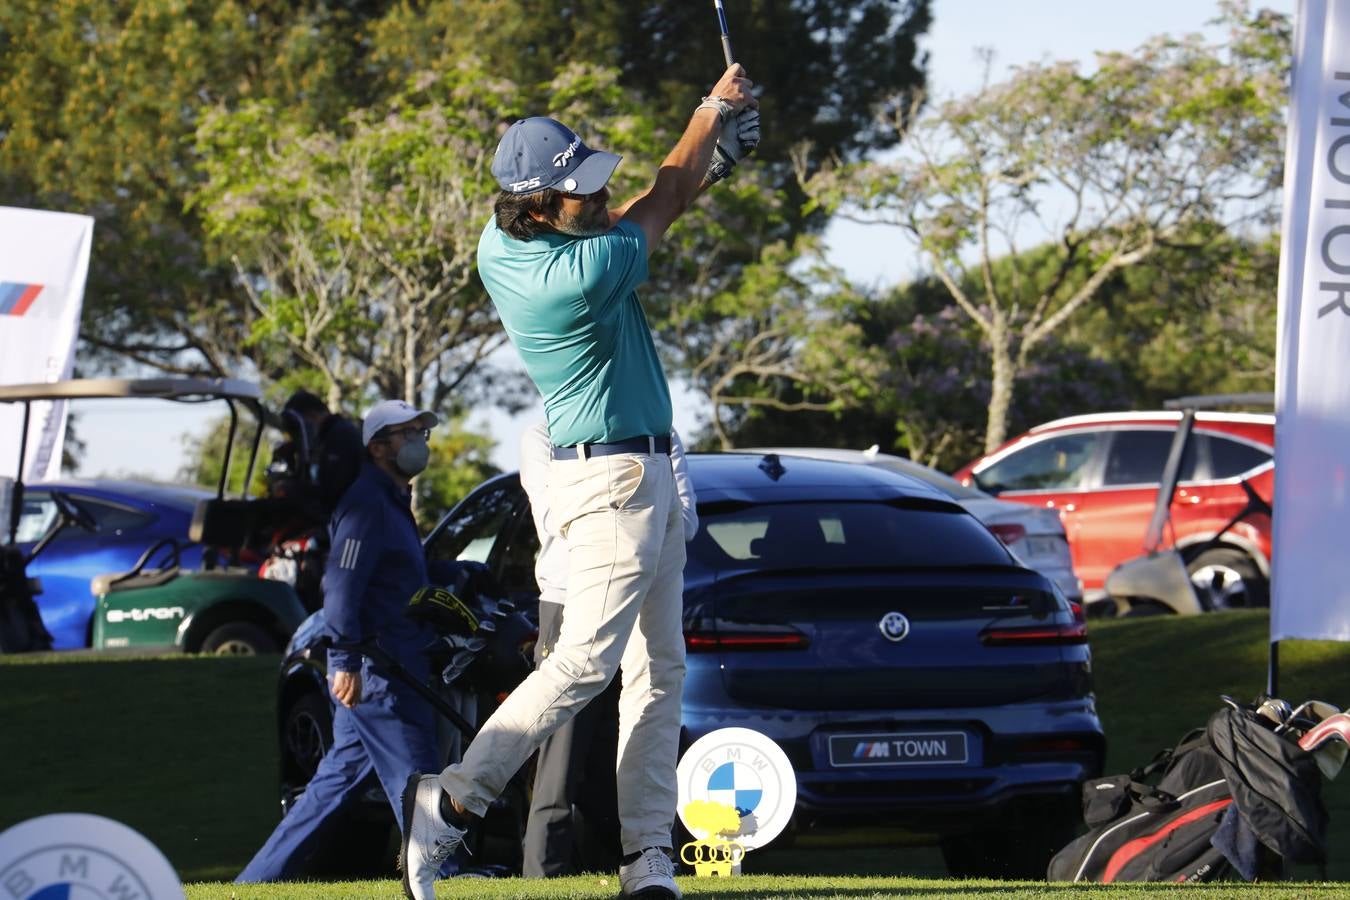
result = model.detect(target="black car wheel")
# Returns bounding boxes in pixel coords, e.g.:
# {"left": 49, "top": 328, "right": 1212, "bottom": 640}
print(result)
{"left": 1186, "top": 548, "right": 1268, "bottom": 611}
{"left": 202, "top": 621, "right": 278, "bottom": 655}
{"left": 284, "top": 690, "right": 332, "bottom": 778}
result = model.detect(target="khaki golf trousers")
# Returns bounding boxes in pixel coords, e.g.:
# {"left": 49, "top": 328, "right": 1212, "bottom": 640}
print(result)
{"left": 438, "top": 450, "right": 687, "bottom": 854}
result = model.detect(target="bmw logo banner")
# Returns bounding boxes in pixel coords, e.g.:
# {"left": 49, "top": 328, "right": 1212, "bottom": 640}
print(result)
{"left": 676, "top": 727, "right": 797, "bottom": 875}
{"left": 0, "top": 814, "right": 184, "bottom": 899}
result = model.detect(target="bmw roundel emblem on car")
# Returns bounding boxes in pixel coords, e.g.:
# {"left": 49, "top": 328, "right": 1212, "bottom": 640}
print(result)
{"left": 879, "top": 611, "right": 910, "bottom": 643}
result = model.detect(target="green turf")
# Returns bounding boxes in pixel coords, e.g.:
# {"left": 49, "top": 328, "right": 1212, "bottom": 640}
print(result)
{"left": 182, "top": 874, "right": 1350, "bottom": 895}
{"left": 5, "top": 610, "right": 1350, "bottom": 892}
{"left": 0, "top": 653, "right": 280, "bottom": 881}
{"left": 182, "top": 875, "right": 1350, "bottom": 898}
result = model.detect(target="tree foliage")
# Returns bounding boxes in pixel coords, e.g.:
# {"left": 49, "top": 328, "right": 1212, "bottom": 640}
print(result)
{"left": 0, "top": 0, "right": 387, "bottom": 375}
{"left": 802, "top": 0, "right": 1288, "bottom": 453}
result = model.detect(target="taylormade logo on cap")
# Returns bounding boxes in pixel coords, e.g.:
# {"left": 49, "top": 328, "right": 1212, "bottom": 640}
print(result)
{"left": 491, "top": 117, "right": 622, "bottom": 196}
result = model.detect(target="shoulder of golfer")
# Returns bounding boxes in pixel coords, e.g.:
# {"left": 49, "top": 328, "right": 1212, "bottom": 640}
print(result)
{"left": 617, "top": 64, "right": 756, "bottom": 255}
{"left": 670, "top": 429, "right": 699, "bottom": 541}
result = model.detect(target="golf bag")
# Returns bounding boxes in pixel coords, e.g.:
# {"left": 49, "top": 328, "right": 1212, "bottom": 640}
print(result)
{"left": 1048, "top": 699, "right": 1329, "bottom": 883}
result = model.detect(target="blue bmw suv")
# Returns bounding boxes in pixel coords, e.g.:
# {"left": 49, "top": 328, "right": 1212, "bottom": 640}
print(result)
{"left": 276, "top": 453, "right": 1104, "bottom": 877}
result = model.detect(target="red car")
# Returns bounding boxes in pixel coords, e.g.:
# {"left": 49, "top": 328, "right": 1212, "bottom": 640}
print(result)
{"left": 952, "top": 411, "right": 1274, "bottom": 613}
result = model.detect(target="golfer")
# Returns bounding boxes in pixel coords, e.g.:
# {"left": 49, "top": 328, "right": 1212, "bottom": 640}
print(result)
{"left": 400, "top": 63, "right": 758, "bottom": 900}
{"left": 519, "top": 424, "right": 698, "bottom": 878}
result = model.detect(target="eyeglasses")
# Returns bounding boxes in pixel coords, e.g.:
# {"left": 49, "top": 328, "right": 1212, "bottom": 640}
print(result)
{"left": 377, "top": 426, "right": 430, "bottom": 442}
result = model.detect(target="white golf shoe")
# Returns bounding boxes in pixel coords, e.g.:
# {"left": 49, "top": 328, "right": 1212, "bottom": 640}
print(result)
{"left": 399, "top": 773, "right": 468, "bottom": 900}
{"left": 619, "top": 846, "right": 682, "bottom": 899}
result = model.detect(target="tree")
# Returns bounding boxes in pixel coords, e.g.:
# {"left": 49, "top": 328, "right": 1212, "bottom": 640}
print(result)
{"left": 802, "top": 1, "right": 1288, "bottom": 452}
{"left": 662, "top": 236, "right": 884, "bottom": 448}
{"left": 414, "top": 424, "right": 500, "bottom": 527}
{"left": 0, "top": 0, "right": 388, "bottom": 377}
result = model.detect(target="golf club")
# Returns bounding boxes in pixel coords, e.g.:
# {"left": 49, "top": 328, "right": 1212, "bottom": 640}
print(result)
{"left": 713, "top": 0, "right": 735, "bottom": 67}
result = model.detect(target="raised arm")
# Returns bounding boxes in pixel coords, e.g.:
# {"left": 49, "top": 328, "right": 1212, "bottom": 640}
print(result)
{"left": 618, "top": 64, "right": 756, "bottom": 255}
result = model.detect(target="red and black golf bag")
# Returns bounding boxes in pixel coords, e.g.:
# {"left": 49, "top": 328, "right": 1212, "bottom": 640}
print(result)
{"left": 1048, "top": 698, "right": 1330, "bottom": 883}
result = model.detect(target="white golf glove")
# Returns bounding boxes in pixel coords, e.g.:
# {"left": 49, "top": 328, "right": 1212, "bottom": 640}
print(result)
{"left": 705, "top": 107, "right": 761, "bottom": 185}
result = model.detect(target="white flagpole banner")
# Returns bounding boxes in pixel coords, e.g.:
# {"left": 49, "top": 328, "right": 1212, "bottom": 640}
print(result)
{"left": 1272, "top": 0, "right": 1350, "bottom": 642}
{"left": 0, "top": 206, "right": 94, "bottom": 483}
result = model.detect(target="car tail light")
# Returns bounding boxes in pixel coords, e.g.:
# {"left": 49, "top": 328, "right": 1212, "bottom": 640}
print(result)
{"left": 987, "top": 523, "right": 1027, "bottom": 545}
{"left": 1068, "top": 600, "right": 1085, "bottom": 623}
{"left": 684, "top": 628, "right": 810, "bottom": 652}
{"left": 980, "top": 621, "right": 1088, "bottom": 646}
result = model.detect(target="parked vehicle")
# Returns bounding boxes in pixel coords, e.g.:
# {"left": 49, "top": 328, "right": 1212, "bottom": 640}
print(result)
{"left": 1103, "top": 395, "right": 1277, "bottom": 617}
{"left": 952, "top": 409, "right": 1274, "bottom": 614}
{"left": 13, "top": 479, "right": 210, "bottom": 649}
{"left": 0, "top": 377, "right": 308, "bottom": 655}
{"left": 744, "top": 446, "right": 1082, "bottom": 604}
{"left": 277, "top": 452, "right": 1104, "bottom": 877}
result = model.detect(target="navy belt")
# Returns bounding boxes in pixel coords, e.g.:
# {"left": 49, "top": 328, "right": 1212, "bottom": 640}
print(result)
{"left": 551, "top": 434, "right": 671, "bottom": 460}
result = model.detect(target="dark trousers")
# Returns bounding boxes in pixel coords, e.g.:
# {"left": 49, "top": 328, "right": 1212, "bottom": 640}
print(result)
{"left": 522, "top": 598, "right": 622, "bottom": 876}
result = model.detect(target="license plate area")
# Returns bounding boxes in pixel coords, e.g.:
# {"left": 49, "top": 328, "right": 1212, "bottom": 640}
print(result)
{"left": 828, "top": 731, "right": 971, "bottom": 767}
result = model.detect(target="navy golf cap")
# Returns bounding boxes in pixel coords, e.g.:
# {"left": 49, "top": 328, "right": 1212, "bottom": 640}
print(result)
{"left": 491, "top": 117, "right": 622, "bottom": 195}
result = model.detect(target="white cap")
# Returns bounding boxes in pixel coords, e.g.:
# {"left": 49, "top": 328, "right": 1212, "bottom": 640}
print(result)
{"left": 362, "top": 399, "right": 439, "bottom": 446}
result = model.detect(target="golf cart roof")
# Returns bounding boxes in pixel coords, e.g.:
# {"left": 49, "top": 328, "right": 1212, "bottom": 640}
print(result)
{"left": 0, "top": 377, "right": 262, "bottom": 404}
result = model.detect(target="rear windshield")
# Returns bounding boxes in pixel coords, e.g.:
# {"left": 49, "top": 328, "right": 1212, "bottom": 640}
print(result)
{"left": 688, "top": 501, "right": 1012, "bottom": 575}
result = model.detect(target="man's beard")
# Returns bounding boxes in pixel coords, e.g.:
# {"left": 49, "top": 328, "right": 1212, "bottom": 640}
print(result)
{"left": 552, "top": 204, "right": 609, "bottom": 237}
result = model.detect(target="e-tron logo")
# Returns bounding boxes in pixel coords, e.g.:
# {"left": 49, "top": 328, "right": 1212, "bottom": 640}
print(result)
{"left": 879, "top": 611, "right": 910, "bottom": 643}
{"left": 0, "top": 814, "right": 184, "bottom": 899}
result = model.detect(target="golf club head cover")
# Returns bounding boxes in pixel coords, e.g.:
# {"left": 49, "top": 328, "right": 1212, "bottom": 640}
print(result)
{"left": 405, "top": 584, "right": 479, "bottom": 637}
{"left": 705, "top": 107, "right": 761, "bottom": 186}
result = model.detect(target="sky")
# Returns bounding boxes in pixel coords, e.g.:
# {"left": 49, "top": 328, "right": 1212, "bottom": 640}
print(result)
{"left": 61, "top": 0, "right": 1296, "bottom": 481}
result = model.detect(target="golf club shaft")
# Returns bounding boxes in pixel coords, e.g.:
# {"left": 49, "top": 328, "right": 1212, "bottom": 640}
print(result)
{"left": 714, "top": 0, "right": 735, "bottom": 67}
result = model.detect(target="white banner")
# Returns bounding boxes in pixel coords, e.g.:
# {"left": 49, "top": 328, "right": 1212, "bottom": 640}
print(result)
{"left": 1272, "top": 0, "right": 1350, "bottom": 642}
{"left": 0, "top": 207, "right": 94, "bottom": 483}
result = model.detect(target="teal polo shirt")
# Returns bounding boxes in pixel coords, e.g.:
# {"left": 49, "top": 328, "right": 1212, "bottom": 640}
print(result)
{"left": 477, "top": 218, "right": 673, "bottom": 447}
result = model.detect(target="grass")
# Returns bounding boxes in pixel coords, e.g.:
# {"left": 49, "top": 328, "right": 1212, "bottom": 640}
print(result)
{"left": 182, "top": 876, "right": 1350, "bottom": 898}
{"left": 4, "top": 610, "right": 1350, "bottom": 897}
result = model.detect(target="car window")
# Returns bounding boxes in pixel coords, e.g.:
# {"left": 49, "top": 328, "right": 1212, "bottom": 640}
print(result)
{"left": 690, "top": 501, "right": 1010, "bottom": 574}
{"left": 12, "top": 492, "right": 148, "bottom": 541}
{"left": 81, "top": 497, "right": 155, "bottom": 534}
{"left": 976, "top": 432, "right": 1100, "bottom": 492}
{"left": 425, "top": 483, "right": 522, "bottom": 566}
{"left": 1207, "top": 435, "right": 1272, "bottom": 479}
{"left": 1101, "top": 429, "right": 1199, "bottom": 486}
{"left": 495, "top": 509, "right": 542, "bottom": 597}
{"left": 15, "top": 492, "right": 56, "bottom": 543}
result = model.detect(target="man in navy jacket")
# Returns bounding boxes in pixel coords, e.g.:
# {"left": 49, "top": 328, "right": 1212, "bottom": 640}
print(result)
{"left": 237, "top": 399, "right": 441, "bottom": 882}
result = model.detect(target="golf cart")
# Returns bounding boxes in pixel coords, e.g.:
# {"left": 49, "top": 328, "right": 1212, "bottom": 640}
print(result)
{"left": 1104, "top": 393, "right": 1274, "bottom": 616}
{"left": 0, "top": 377, "right": 307, "bottom": 654}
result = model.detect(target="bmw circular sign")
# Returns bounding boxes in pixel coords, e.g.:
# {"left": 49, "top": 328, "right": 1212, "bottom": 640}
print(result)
{"left": 0, "top": 814, "right": 184, "bottom": 899}
{"left": 879, "top": 611, "right": 910, "bottom": 643}
{"left": 677, "top": 728, "right": 796, "bottom": 850}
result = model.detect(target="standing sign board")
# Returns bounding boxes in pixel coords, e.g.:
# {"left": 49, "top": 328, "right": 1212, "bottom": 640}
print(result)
{"left": 0, "top": 207, "right": 94, "bottom": 482}
{"left": 1272, "top": 0, "right": 1350, "bottom": 643}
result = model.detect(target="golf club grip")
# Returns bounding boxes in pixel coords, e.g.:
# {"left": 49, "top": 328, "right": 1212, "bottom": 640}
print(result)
{"left": 715, "top": 1, "right": 735, "bottom": 67}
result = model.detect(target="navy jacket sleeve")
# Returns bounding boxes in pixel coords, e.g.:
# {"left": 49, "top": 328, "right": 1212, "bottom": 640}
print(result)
{"left": 322, "top": 496, "right": 383, "bottom": 672}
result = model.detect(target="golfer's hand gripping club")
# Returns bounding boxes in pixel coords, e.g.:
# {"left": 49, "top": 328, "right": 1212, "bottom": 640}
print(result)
{"left": 700, "top": 64, "right": 758, "bottom": 186}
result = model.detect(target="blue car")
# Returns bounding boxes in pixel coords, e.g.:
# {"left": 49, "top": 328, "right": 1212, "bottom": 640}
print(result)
{"left": 15, "top": 480, "right": 211, "bottom": 649}
{"left": 276, "top": 453, "right": 1103, "bottom": 877}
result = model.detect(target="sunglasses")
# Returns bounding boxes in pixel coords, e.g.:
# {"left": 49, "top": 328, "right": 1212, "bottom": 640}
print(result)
{"left": 377, "top": 426, "right": 430, "bottom": 442}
